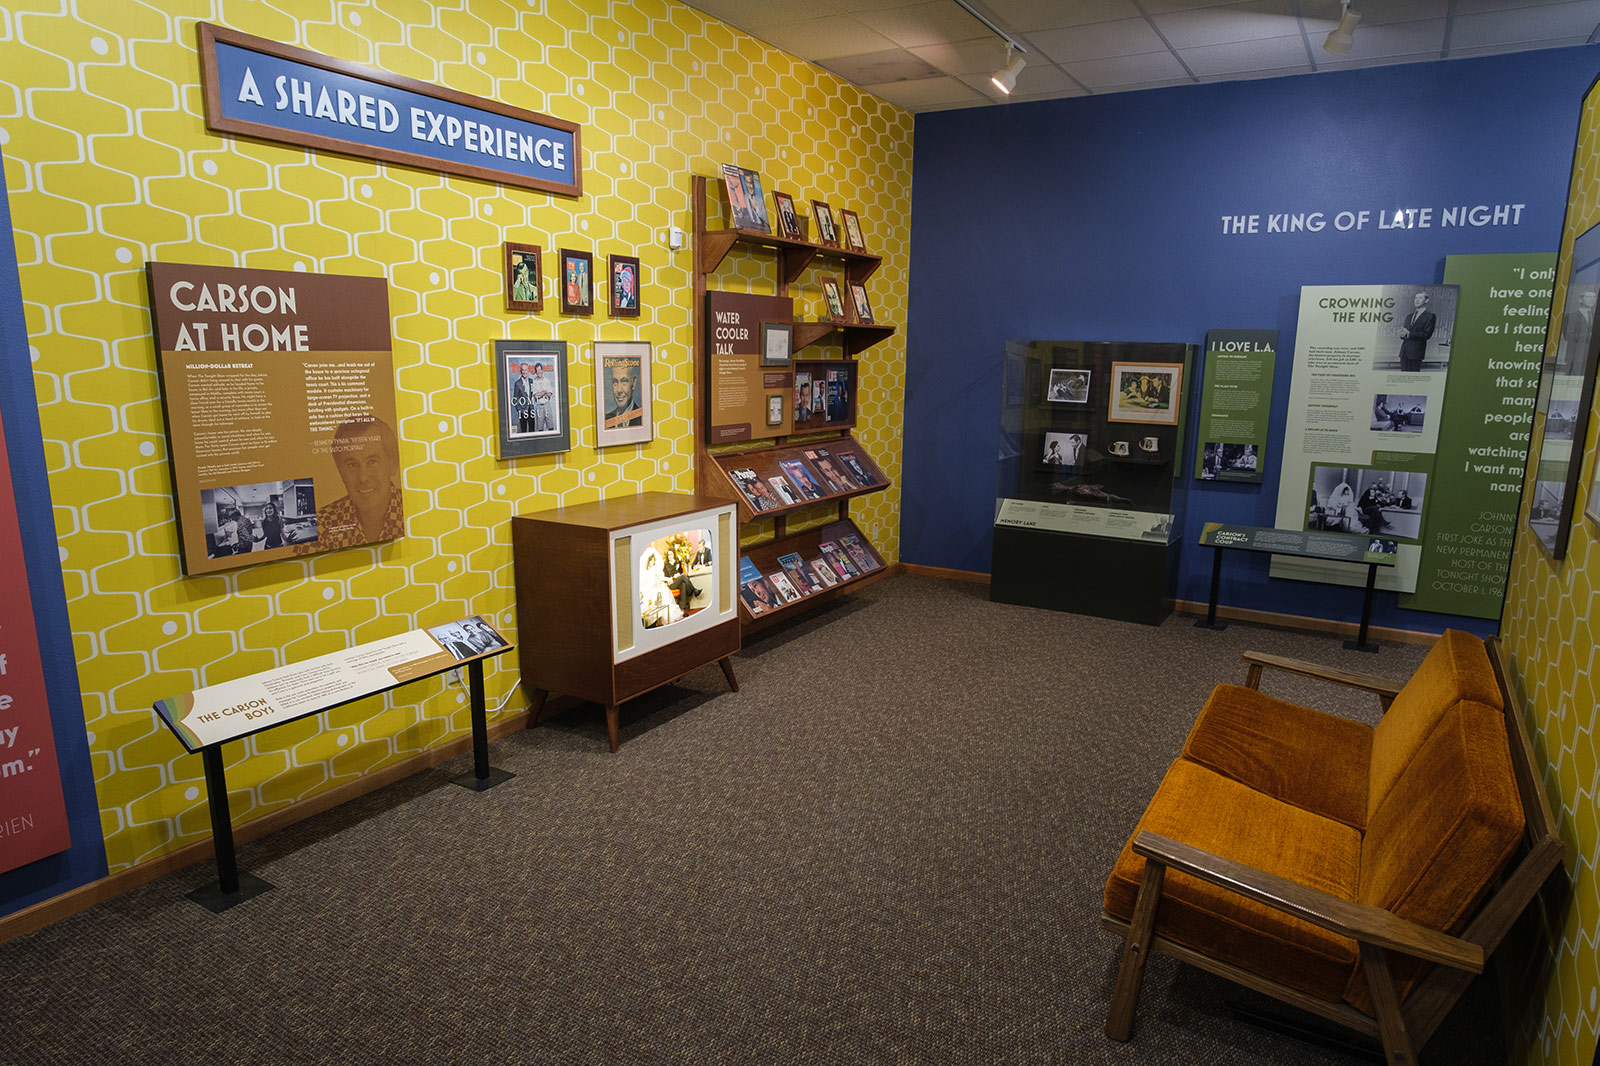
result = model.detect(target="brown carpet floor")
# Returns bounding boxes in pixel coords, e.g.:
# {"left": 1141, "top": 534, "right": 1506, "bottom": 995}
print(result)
{"left": 0, "top": 575, "right": 1507, "bottom": 1065}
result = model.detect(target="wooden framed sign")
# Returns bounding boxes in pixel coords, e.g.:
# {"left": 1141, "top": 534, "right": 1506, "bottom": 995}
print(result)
{"left": 197, "top": 22, "right": 582, "bottom": 197}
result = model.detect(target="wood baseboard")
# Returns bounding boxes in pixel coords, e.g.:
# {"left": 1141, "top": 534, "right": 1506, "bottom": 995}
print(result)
{"left": 0, "top": 708, "right": 539, "bottom": 946}
{"left": 1170, "top": 599, "right": 1441, "bottom": 646}
{"left": 897, "top": 563, "right": 991, "bottom": 584}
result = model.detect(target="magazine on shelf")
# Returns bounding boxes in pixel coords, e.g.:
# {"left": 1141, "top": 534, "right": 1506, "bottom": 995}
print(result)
{"left": 768, "top": 475, "right": 799, "bottom": 507}
{"left": 768, "top": 570, "right": 802, "bottom": 603}
{"left": 730, "top": 467, "right": 777, "bottom": 511}
{"left": 738, "top": 556, "right": 763, "bottom": 586}
{"left": 834, "top": 449, "right": 873, "bottom": 487}
{"left": 839, "top": 533, "right": 879, "bottom": 573}
{"left": 740, "top": 576, "right": 777, "bottom": 614}
{"left": 778, "top": 551, "right": 820, "bottom": 593}
{"left": 779, "top": 458, "right": 825, "bottom": 500}
{"left": 803, "top": 448, "right": 849, "bottom": 493}
{"left": 820, "top": 540, "right": 859, "bottom": 578}
{"left": 825, "top": 369, "right": 850, "bottom": 422}
{"left": 794, "top": 371, "right": 812, "bottom": 420}
{"left": 809, "top": 557, "right": 839, "bottom": 588}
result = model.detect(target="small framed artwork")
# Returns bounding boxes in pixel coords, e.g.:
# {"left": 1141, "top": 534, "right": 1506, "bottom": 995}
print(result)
{"left": 840, "top": 209, "right": 866, "bottom": 252}
{"left": 609, "top": 254, "right": 640, "bottom": 318}
{"left": 821, "top": 277, "right": 847, "bottom": 323}
{"left": 811, "top": 200, "right": 839, "bottom": 247}
{"left": 1041, "top": 431, "right": 1088, "bottom": 470}
{"left": 766, "top": 393, "right": 784, "bottom": 426}
{"left": 773, "top": 192, "right": 802, "bottom": 240}
{"left": 1047, "top": 368, "right": 1092, "bottom": 404}
{"left": 1108, "top": 362, "right": 1184, "bottom": 425}
{"left": 494, "top": 339, "right": 570, "bottom": 458}
{"left": 720, "top": 163, "right": 770, "bottom": 233}
{"left": 503, "top": 242, "right": 542, "bottom": 313}
{"left": 848, "top": 282, "right": 874, "bottom": 325}
{"left": 594, "top": 340, "right": 653, "bottom": 448}
{"left": 559, "top": 249, "right": 593, "bottom": 315}
{"left": 761, "top": 321, "right": 793, "bottom": 367}
{"left": 1532, "top": 219, "right": 1600, "bottom": 557}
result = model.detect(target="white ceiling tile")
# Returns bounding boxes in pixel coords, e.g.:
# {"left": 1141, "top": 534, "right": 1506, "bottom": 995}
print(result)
{"left": 1196, "top": 63, "right": 1315, "bottom": 81}
{"left": 1451, "top": 2, "right": 1600, "bottom": 48}
{"left": 753, "top": 14, "right": 901, "bottom": 59}
{"left": 957, "top": 62, "right": 1080, "bottom": 96}
{"left": 1065, "top": 50, "right": 1192, "bottom": 87}
{"left": 850, "top": 1, "right": 991, "bottom": 47}
{"left": 1316, "top": 50, "right": 1452, "bottom": 70}
{"left": 1179, "top": 33, "right": 1311, "bottom": 75}
{"left": 983, "top": 0, "right": 1144, "bottom": 31}
{"left": 1154, "top": 1, "right": 1305, "bottom": 49}
{"left": 1005, "top": 85, "right": 1093, "bottom": 101}
{"left": 862, "top": 75, "right": 990, "bottom": 109}
{"left": 1349, "top": 0, "right": 1451, "bottom": 27}
{"left": 1139, "top": 0, "right": 1246, "bottom": 13}
{"left": 1453, "top": 0, "right": 1597, "bottom": 14}
{"left": 1028, "top": 18, "right": 1170, "bottom": 63}
{"left": 684, "top": 0, "right": 845, "bottom": 25}
{"left": 1324, "top": 18, "right": 1446, "bottom": 58}
{"left": 1107, "top": 76, "right": 1210, "bottom": 93}
{"left": 1447, "top": 37, "right": 1594, "bottom": 57}
{"left": 909, "top": 37, "right": 1014, "bottom": 75}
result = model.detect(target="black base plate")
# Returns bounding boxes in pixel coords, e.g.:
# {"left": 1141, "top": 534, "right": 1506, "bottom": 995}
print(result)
{"left": 187, "top": 872, "right": 274, "bottom": 913}
{"left": 1343, "top": 639, "right": 1380, "bottom": 653}
{"left": 451, "top": 767, "right": 516, "bottom": 792}
{"left": 1193, "top": 618, "right": 1228, "bottom": 631}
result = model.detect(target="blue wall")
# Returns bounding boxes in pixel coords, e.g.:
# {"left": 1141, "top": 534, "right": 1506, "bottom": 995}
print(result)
{"left": 904, "top": 47, "right": 1600, "bottom": 634}
{"left": 0, "top": 147, "right": 107, "bottom": 917}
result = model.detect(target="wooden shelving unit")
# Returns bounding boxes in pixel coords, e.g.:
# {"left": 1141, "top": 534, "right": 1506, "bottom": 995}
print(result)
{"left": 691, "top": 174, "right": 896, "bottom": 631}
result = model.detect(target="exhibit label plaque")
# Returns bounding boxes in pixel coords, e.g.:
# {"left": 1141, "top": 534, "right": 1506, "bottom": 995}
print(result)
{"left": 706, "top": 291, "right": 793, "bottom": 443}
{"left": 198, "top": 23, "right": 582, "bottom": 197}
{"left": 1195, "top": 329, "right": 1275, "bottom": 483}
{"left": 148, "top": 261, "right": 403, "bottom": 575}
{"left": 1199, "top": 521, "right": 1397, "bottom": 565}
{"left": 995, "top": 497, "right": 1175, "bottom": 543}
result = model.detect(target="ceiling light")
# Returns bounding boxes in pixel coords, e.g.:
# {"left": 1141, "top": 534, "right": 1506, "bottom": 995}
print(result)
{"left": 1323, "top": 3, "right": 1361, "bottom": 55}
{"left": 992, "top": 48, "right": 1026, "bottom": 95}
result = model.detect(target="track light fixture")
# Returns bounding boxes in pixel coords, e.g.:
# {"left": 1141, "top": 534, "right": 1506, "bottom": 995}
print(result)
{"left": 992, "top": 46, "right": 1026, "bottom": 95}
{"left": 1323, "top": 2, "right": 1361, "bottom": 55}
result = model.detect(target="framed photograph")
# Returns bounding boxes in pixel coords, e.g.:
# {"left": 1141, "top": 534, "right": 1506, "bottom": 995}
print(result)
{"left": 594, "top": 340, "right": 653, "bottom": 448}
{"left": 1108, "top": 362, "right": 1183, "bottom": 425}
{"left": 494, "top": 339, "right": 570, "bottom": 458}
{"left": 766, "top": 393, "right": 784, "bottom": 426}
{"left": 811, "top": 200, "right": 838, "bottom": 247}
{"left": 608, "top": 254, "right": 640, "bottom": 318}
{"left": 840, "top": 209, "right": 866, "bottom": 252}
{"left": 1046, "top": 368, "right": 1091, "bottom": 404}
{"left": 821, "top": 277, "right": 847, "bottom": 324}
{"left": 1531, "top": 219, "right": 1600, "bottom": 557}
{"left": 503, "top": 242, "right": 542, "bottom": 312}
{"left": 848, "top": 282, "right": 874, "bottom": 325}
{"left": 1307, "top": 463, "right": 1428, "bottom": 541}
{"left": 761, "top": 321, "right": 793, "bottom": 367}
{"left": 773, "top": 191, "right": 802, "bottom": 240}
{"left": 559, "top": 249, "right": 593, "bottom": 315}
{"left": 1041, "top": 431, "right": 1088, "bottom": 470}
{"left": 720, "top": 163, "right": 770, "bottom": 233}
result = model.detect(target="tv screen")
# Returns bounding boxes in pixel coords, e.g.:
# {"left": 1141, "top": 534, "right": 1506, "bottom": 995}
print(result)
{"left": 638, "top": 527, "right": 714, "bottom": 629}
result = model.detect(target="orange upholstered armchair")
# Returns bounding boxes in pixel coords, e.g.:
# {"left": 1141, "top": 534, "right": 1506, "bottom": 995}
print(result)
{"left": 1102, "top": 632, "right": 1563, "bottom": 1064}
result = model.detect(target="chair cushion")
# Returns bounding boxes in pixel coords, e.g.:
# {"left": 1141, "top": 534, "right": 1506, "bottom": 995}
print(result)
{"left": 1105, "top": 759, "right": 1363, "bottom": 1002}
{"left": 1346, "top": 697, "right": 1523, "bottom": 1014}
{"left": 1367, "top": 629, "right": 1503, "bottom": 826}
{"left": 1182, "top": 683, "right": 1373, "bottom": 830}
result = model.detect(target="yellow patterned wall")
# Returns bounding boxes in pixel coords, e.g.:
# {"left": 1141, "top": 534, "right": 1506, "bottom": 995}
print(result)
{"left": 0, "top": 0, "right": 911, "bottom": 871}
{"left": 1502, "top": 75, "right": 1600, "bottom": 1066}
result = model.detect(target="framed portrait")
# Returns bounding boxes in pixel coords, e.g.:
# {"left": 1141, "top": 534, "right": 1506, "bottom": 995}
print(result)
{"left": 594, "top": 340, "right": 653, "bottom": 448}
{"left": 821, "top": 277, "right": 847, "bottom": 323}
{"left": 1041, "top": 431, "right": 1088, "bottom": 470}
{"left": 761, "top": 321, "right": 793, "bottom": 367}
{"left": 840, "top": 209, "right": 866, "bottom": 252}
{"left": 609, "top": 254, "right": 641, "bottom": 318}
{"left": 1108, "top": 362, "right": 1183, "bottom": 425}
{"left": 848, "top": 282, "right": 874, "bottom": 325}
{"left": 773, "top": 191, "right": 802, "bottom": 240}
{"left": 1531, "top": 219, "right": 1600, "bottom": 558}
{"left": 558, "top": 249, "right": 594, "bottom": 315}
{"left": 811, "top": 199, "right": 838, "bottom": 247}
{"left": 720, "top": 163, "right": 770, "bottom": 233}
{"left": 494, "top": 339, "right": 570, "bottom": 458}
{"left": 1046, "top": 368, "right": 1091, "bottom": 405}
{"left": 503, "top": 242, "right": 542, "bottom": 313}
{"left": 766, "top": 393, "right": 784, "bottom": 426}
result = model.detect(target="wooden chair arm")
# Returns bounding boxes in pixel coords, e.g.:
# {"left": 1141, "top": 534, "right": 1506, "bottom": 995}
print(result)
{"left": 1241, "top": 651, "right": 1404, "bottom": 701}
{"left": 1132, "top": 831, "right": 1483, "bottom": 973}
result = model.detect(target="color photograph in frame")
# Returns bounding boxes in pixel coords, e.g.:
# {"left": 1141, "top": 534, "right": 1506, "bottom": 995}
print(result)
{"left": 1531, "top": 219, "right": 1600, "bottom": 558}
{"left": 1108, "top": 362, "right": 1183, "bottom": 425}
{"left": 609, "top": 254, "right": 640, "bottom": 318}
{"left": 773, "top": 191, "right": 802, "bottom": 240}
{"left": 503, "top": 242, "right": 542, "bottom": 313}
{"left": 494, "top": 339, "right": 570, "bottom": 458}
{"left": 811, "top": 199, "right": 839, "bottom": 247}
{"left": 594, "top": 340, "right": 653, "bottom": 448}
{"left": 721, "top": 163, "right": 770, "bottom": 232}
{"left": 848, "top": 282, "right": 874, "bottom": 325}
{"left": 821, "top": 277, "right": 847, "bottom": 323}
{"left": 559, "top": 248, "right": 593, "bottom": 315}
{"left": 840, "top": 209, "right": 866, "bottom": 252}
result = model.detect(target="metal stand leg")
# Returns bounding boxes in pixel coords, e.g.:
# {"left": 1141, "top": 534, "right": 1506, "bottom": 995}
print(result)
{"left": 187, "top": 744, "right": 273, "bottom": 912}
{"left": 452, "top": 659, "right": 516, "bottom": 791}
{"left": 1344, "top": 563, "right": 1381, "bottom": 653}
{"left": 1194, "top": 546, "right": 1228, "bottom": 630}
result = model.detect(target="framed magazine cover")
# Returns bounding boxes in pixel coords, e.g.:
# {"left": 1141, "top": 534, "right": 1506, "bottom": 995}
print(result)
{"left": 559, "top": 248, "right": 593, "bottom": 315}
{"left": 495, "top": 339, "right": 570, "bottom": 458}
{"left": 811, "top": 199, "right": 839, "bottom": 247}
{"left": 609, "top": 254, "right": 640, "bottom": 318}
{"left": 594, "top": 340, "right": 653, "bottom": 448}
{"left": 1108, "top": 362, "right": 1183, "bottom": 425}
{"left": 503, "top": 241, "right": 542, "bottom": 312}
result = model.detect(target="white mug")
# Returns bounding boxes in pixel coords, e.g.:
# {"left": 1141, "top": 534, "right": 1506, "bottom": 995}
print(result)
{"left": 1110, "top": 441, "right": 1130, "bottom": 457}
{"left": 1140, "top": 436, "right": 1159, "bottom": 452}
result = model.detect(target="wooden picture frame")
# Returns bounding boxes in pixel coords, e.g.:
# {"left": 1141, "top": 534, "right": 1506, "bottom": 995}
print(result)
{"left": 761, "top": 321, "right": 793, "bottom": 367}
{"left": 773, "top": 192, "right": 802, "bottom": 240}
{"left": 1532, "top": 219, "right": 1600, "bottom": 558}
{"left": 811, "top": 199, "right": 839, "bottom": 247}
{"left": 1108, "top": 362, "right": 1183, "bottom": 425}
{"left": 840, "top": 209, "right": 866, "bottom": 252}
{"left": 609, "top": 254, "right": 640, "bottom": 318}
{"left": 720, "top": 163, "right": 770, "bottom": 233}
{"left": 821, "top": 277, "right": 847, "bottom": 324}
{"left": 559, "top": 249, "right": 593, "bottom": 315}
{"left": 504, "top": 242, "right": 543, "bottom": 313}
{"left": 495, "top": 339, "right": 570, "bottom": 458}
{"left": 766, "top": 393, "right": 784, "bottom": 426}
{"left": 594, "top": 340, "right": 653, "bottom": 448}
{"left": 848, "top": 282, "right": 874, "bottom": 325}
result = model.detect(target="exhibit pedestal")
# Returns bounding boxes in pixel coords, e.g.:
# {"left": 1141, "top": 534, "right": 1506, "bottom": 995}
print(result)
{"left": 989, "top": 525, "right": 1179, "bottom": 626}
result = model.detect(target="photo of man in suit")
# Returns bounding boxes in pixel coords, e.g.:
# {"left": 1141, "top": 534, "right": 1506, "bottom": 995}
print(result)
{"left": 604, "top": 357, "right": 642, "bottom": 430}
{"left": 1558, "top": 287, "right": 1596, "bottom": 374}
{"left": 1396, "top": 290, "right": 1437, "bottom": 372}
